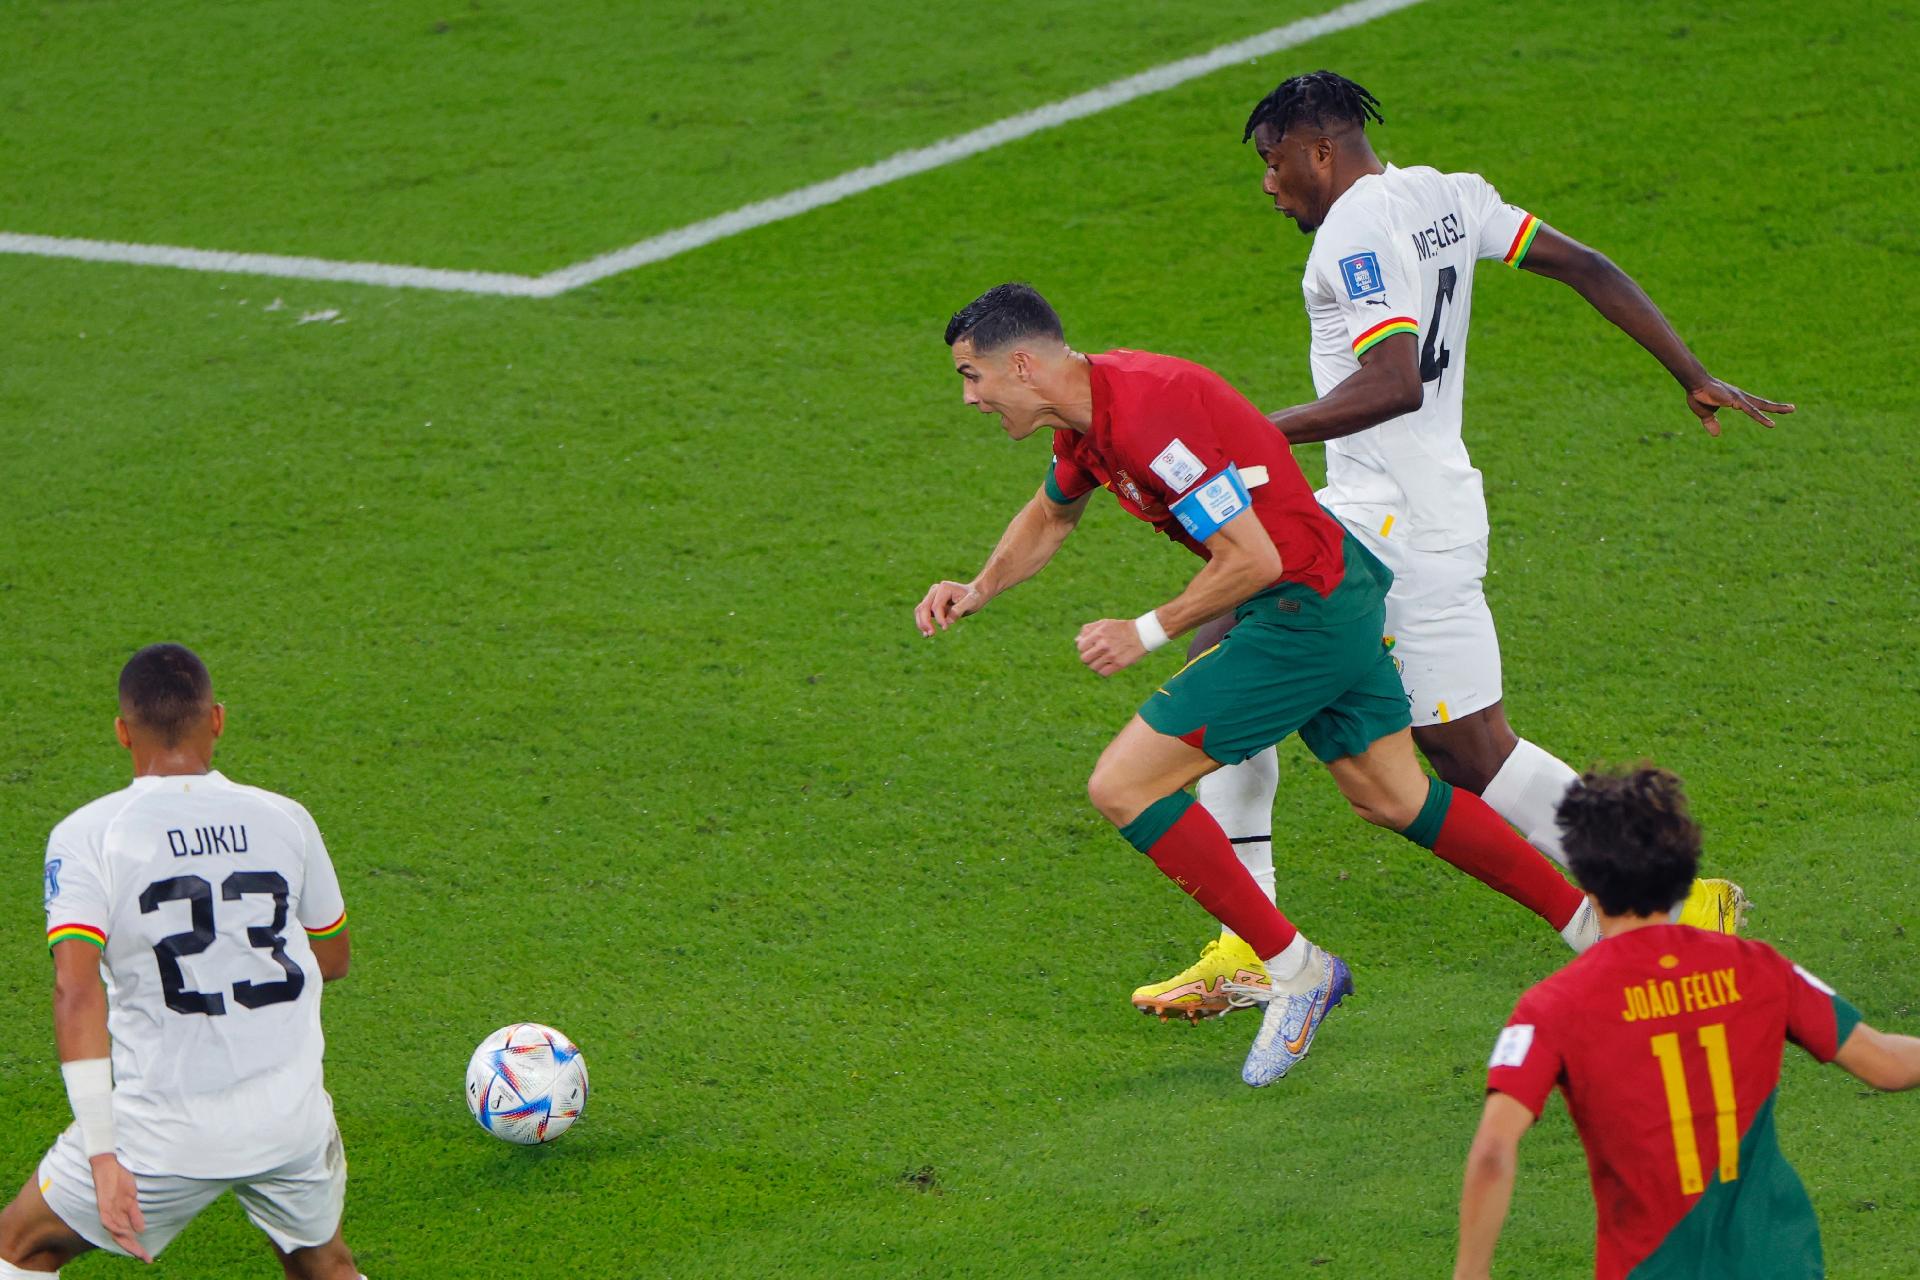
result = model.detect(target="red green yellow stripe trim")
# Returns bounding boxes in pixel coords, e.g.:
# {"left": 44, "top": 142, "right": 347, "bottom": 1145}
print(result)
{"left": 1353, "top": 317, "right": 1417, "bottom": 357}
{"left": 1503, "top": 213, "right": 1541, "bottom": 266}
{"left": 305, "top": 910, "right": 348, "bottom": 940}
{"left": 47, "top": 924, "right": 106, "bottom": 950}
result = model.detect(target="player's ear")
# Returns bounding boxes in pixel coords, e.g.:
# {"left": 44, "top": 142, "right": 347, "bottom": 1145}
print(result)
{"left": 113, "top": 716, "right": 133, "bottom": 751}
{"left": 1008, "top": 348, "right": 1033, "bottom": 384}
{"left": 209, "top": 703, "right": 226, "bottom": 740}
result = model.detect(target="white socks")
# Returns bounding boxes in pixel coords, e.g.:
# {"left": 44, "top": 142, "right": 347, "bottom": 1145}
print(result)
{"left": 1263, "top": 933, "right": 1311, "bottom": 985}
{"left": 1481, "top": 738, "right": 1580, "bottom": 867}
{"left": 1198, "top": 746, "right": 1279, "bottom": 903}
{"left": 1559, "top": 899, "right": 1600, "bottom": 952}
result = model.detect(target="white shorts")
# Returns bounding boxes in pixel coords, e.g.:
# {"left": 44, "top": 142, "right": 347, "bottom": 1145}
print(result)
{"left": 36, "top": 1122, "right": 346, "bottom": 1259}
{"left": 1345, "top": 520, "right": 1502, "bottom": 727}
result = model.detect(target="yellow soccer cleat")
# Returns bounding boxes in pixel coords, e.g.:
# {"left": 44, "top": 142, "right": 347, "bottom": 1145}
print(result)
{"left": 1131, "top": 934, "right": 1270, "bottom": 1023}
{"left": 1678, "top": 877, "right": 1752, "bottom": 934}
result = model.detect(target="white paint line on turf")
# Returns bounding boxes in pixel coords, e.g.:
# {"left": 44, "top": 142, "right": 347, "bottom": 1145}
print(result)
{"left": 0, "top": 232, "right": 553, "bottom": 297}
{"left": 0, "top": 0, "right": 1427, "bottom": 298}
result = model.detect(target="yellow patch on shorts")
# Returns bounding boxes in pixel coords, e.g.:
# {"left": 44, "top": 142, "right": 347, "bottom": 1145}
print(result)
{"left": 1435, "top": 700, "right": 1451, "bottom": 723}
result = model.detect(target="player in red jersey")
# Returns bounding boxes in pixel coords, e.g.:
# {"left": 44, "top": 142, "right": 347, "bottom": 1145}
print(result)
{"left": 1456, "top": 766, "right": 1920, "bottom": 1279}
{"left": 915, "top": 283, "right": 1602, "bottom": 1086}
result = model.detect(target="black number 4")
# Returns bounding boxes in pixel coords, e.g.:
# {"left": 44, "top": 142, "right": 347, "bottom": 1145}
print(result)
{"left": 139, "top": 872, "right": 306, "bottom": 1017}
{"left": 1419, "top": 265, "right": 1457, "bottom": 385}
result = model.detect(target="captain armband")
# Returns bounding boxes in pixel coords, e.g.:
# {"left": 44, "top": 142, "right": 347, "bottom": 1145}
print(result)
{"left": 1170, "top": 465, "right": 1253, "bottom": 542}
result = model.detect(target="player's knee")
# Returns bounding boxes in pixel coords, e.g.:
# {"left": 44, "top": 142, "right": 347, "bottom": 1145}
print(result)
{"left": 1346, "top": 793, "right": 1407, "bottom": 829}
{"left": 1340, "top": 777, "right": 1422, "bottom": 830}
{"left": 1085, "top": 767, "right": 1137, "bottom": 827}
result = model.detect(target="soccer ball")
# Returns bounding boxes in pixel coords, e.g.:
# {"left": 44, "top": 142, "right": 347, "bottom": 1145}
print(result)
{"left": 464, "top": 1023, "right": 589, "bottom": 1144}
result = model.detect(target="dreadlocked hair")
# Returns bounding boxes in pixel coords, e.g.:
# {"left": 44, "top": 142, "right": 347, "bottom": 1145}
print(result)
{"left": 1242, "top": 71, "right": 1383, "bottom": 143}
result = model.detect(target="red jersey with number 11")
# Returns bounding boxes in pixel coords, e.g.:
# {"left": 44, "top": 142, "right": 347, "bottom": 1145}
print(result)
{"left": 1486, "top": 926, "right": 1862, "bottom": 1280}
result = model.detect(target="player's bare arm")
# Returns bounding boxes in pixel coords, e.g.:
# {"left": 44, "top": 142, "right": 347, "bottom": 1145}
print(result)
{"left": 1519, "top": 225, "right": 1795, "bottom": 436}
{"left": 312, "top": 929, "right": 352, "bottom": 982}
{"left": 915, "top": 484, "right": 1091, "bottom": 636}
{"left": 50, "top": 940, "right": 151, "bottom": 1263}
{"left": 1834, "top": 1021, "right": 1920, "bottom": 1091}
{"left": 1453, "top": 1090, "right": 1533, "bottom": 1280}
{"left": 1075, "top": 502, "right": 1282, "bottom": 677}
{"left": 1264, "top": 332, "right": 1423, "bottom": 445}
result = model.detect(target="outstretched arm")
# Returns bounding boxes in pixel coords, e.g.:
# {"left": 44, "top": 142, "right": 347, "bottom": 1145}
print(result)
{"left": 1266, "top": 332, "right": 1424, "bottom": 445}
{"left": 1834, "top": 1022, "right": 1920, "bottom": 1091}
{"left": 915, "top": 484, "right": 1092, "bottom": 636}
{"left": 1520, "top": 226, "right": 1794, "bottom": 436}
{"left": 1454, "top": 1091, "right": 1534, "bottom": 1280}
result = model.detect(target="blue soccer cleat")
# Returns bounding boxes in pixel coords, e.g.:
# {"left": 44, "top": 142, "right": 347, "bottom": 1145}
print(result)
{"left": 1234, "top": 946, "right": 1353, "bottom": 1087}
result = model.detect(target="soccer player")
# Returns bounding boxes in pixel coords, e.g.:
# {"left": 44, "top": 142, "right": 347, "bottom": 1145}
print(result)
{"left": 1455, "top": 766, "right": 1920, "bottom": 1279}
{"left": 0, "top": 645, "right": 364, "bottom": 1279}
{"left": 1132, "top": 72, "right": 1786, "bottom": 1019}
{"left": 916, "top": 283, "right": 1607, "bottom": 1086}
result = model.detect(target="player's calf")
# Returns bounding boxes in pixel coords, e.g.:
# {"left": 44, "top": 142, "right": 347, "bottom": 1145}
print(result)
{"left": 273, "top": 1228, "right": 361, "bottom": 1280}
{"left": 0, "top": 1175, "right": 93, "bottom": 1275}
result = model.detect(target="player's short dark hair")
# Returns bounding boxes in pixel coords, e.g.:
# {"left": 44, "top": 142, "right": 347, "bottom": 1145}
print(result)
{"left": 1557, "top": 765, "right": 1702, "bottom": 917}
{"left": 118, "top": 643, "right": 214, "bottom": 745}
{"left": 1242, "top": 70, "right": 1384, "bottom": 144}
{"left": 943, "top": 283, "right": 1064, "bottom": 353}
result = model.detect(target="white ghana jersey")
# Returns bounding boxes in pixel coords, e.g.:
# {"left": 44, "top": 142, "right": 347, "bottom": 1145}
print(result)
{"left": 41, "top": 771, "right": 347, "bottom": 1178}
{"left": 1303, "top": 163, "right": 1542, "bottom": 550}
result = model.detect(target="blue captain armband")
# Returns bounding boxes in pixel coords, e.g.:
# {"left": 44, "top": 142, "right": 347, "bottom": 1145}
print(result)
{"left": 1171, "top": 465, "right": 1252, "bottom": 541}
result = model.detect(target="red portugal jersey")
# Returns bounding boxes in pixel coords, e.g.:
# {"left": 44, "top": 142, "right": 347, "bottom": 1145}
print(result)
{"left": 1044, "top": 350, "right": 1349, "bottom": 598}
{"left": 1486, "top": 926, "right": 1863, "bottom": 1280}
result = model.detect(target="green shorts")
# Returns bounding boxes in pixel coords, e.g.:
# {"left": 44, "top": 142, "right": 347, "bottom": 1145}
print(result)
{"left": 1138, "top": 529, "right": 1411, "bottom": 765}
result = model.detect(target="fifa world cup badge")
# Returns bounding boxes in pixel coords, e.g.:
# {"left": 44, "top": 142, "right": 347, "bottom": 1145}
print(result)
{"left": 44, "top": 859, "right": 62, "bottom": 907}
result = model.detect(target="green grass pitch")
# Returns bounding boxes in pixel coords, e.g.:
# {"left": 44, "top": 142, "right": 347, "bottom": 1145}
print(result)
{"left": 2, "top": 0, "right": 1915, "bottom": 1275}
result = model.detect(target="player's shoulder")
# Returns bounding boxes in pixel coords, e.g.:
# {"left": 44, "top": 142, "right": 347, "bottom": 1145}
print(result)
{"left": 211, "top": 773, "right": 318, "bottom": 830}
{"left": 1094, "top": 348, "right": 1227, "bottom": 401}
{"left": 1664, "top": 926, "right": 1791, "bottom": 974}
{"left": 48, "top": 781, "right": 150, "bottom": 851}
{"left": 1511, "top": 956, "right": 1594, "bottom": 1025}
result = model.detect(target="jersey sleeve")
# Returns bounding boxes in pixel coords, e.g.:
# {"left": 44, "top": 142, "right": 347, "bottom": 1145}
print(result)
{"left": 1455, "top": 171, "right": 1541, "bottom": 268}
{"left": 1312, "top": 202, "right": 1425, "bottom": 361}
{"left": 1045, "top": 436, "right": 1098, "bottom": 505}
{"left": 1484, "top": 991, "right": 1564, "bottom": 1117}
{"left": 43, "top": 822, "right": 109, "bottom": 950}
{"left": 1781, "top": 956, "right": 1864, "bottom": 1063}
{"left": 291, "top": 803, "right": 348, "bottom": 939}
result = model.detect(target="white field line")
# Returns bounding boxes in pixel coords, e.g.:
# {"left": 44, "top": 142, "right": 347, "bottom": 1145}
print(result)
{"left": 0, "top": 0, "right": 1425, "bottom": 298}
{"left": 0, "top": 232, "right": 551, "bottom": 296}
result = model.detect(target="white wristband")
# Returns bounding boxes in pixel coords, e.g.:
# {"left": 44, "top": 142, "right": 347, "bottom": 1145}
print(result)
{"left": 61, "top": 1058, "right": 115, "bottom": 1157}
{"left": 1134, "top": 609, "right": 1170, "bottom": 653}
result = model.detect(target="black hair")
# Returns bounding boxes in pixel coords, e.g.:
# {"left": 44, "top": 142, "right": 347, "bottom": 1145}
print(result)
{"left": 118, "top": 643, "right": 213, "bottom": 745}
{"left": 1557, "top": 765, "right": 1703, "bottom": 917}
{"left": 943, "top": 282, "right": 1063, "bottom": 352}
{"left": 1242, "top": 70, "right": 1384, "bottom": 144}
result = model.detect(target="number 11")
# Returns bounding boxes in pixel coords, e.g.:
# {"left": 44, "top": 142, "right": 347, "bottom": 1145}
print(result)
{"left": 1649, "top": 1023, "right": 1740, "bottom": 1195}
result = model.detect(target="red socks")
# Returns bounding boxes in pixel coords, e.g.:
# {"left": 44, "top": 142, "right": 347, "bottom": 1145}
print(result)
{"left": 1121, "top": 792, "right": 1296, "bottom": 958}
{"left": 1419, "top": 781, "right": 1583, "bottom": 930}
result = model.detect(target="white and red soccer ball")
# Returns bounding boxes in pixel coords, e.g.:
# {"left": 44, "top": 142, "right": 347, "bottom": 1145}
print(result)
{"left": 465, "top": 1023, "right": 589, "bottom": 1145}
